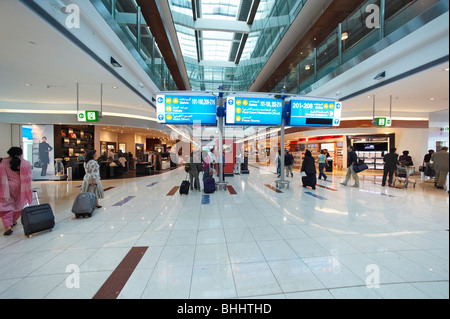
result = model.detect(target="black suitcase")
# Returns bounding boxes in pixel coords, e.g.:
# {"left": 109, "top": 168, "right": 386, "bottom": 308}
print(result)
{"left": 180, "top": 180, "right": 190, "bottom": 195}
{"left": 72, "top": 185, "right": 97, "bottom": 218}
{"left": 21, "top": 203, "right": 55, "bottom": 237}
{"left": 302, "top": 176, "right": 316, "bottom": 189}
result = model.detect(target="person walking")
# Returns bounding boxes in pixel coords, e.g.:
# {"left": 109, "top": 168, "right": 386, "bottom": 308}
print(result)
{"left": 301, "top": 150, "right": 317, "bottom": 190}
{"left": 275, "top": 150, "right": 281, "bottom": 178}
{"left": 423, "top": 150, "right": 435, "bottom": 177}
{"left": 318, "top": 150, "right": 328, "bottom": 181}
{"left": 234, "top": 152, "right": 243, "bottom": 175}
{"left": 0, "top": 147, "right": 33, "bottom": 235}
{"left": 285, "top": 150, "right": 294, "bottom": 178}
{"left": 188, "top": 152, "right": 202, "bottom": 191}
{"left": 207, "top": 147, "right": 217, "bottom": 177}
{"left": 382, "top": 148, "right": 399, "bottom": 187}
{"left": 202, "top": 150, "right": 212, "bottom": 186}
{"left": 432, "top": 146, "right": 449, "bottom": 189}
{"left": 399, "top": 150, "right": 413, "bottom": 166}
{"left": 81, "top": 150, "right": 104, "bottom": 208}
{"left": 341, "top": 145, "right": 360, "bottom": 188}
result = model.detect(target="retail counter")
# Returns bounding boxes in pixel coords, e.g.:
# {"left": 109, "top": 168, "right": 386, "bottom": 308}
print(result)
{"left": 161, "top": 160, "right": 171, "bottom": 170}
{"left": 136, "top": 162, "right": 154, "bottom": 175}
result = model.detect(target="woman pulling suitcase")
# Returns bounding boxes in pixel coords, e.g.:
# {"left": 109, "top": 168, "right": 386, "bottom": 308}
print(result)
{"left": 81, "top": 150, "right": 104, "bottom": 208}
{"left": 0, "top": 147, "right": 33, "bottom": 235}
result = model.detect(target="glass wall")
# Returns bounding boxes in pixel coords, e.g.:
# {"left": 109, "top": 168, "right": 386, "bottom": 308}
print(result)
{"left": 92, "top": 0, "right": 446, "bottom": 93}
{"left": 169, "top": 0, "right": 309, "bottom": 91}
{"left": 272, "top": 0, "right": 447, "bottom": 94}
{"left": 92, "top": 0, "right": 177, "bottom": 91}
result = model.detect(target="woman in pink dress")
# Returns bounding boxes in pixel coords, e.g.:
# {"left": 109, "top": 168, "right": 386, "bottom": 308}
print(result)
{"left": 0, "top": 147, "right": 33, "bottom": 235}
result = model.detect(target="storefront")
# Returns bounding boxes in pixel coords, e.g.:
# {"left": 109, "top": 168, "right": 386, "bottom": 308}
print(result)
{"left": 16, "top": 124, "right": 177, "bottom": 181}
{"left": 289, "top": 135, "right": 345, "bottom": 171}
{"left": 348, "top": 134, "right": 395, "bottom": 171}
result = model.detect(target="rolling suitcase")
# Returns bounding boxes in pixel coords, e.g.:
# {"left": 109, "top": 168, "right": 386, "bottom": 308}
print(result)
{"left": 204, "top": 177, "right": 216, "bottom": 194}
{"left": 302, "top": 175, "right": 316, "bottom": 190}
{"left": 72, "top": 185, "right": 97, "bottom": 218}
{"left": 21, "top": 190, "right": 55, "bottom": 237}
{"left": 180, "top": 180, "right": 190, "bottom": 195}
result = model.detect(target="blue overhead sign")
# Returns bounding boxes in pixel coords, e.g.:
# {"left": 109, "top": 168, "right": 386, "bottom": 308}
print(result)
{"left": 226, "top": 96, "right": 283, "bottom": 126}
{"left": 156, "top": 95, "right": 217, "bottom": 125}
{"left": 288, "top": 99, "right": 342, "bottom": 127}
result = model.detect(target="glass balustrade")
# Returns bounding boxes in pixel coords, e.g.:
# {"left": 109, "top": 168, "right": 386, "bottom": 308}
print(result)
{"left": 92, "top": 0, "right": 177, "bottom": 91}
{"left": 91, "top": 0, "right": 446, "bottom": 93}
{"left": 272, "top": 0, "right": 448, "bottom": 94}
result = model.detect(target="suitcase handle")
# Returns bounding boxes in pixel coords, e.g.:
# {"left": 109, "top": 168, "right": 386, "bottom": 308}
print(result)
{"left": 24, "top": 189, "right": 40, "bottom": 208}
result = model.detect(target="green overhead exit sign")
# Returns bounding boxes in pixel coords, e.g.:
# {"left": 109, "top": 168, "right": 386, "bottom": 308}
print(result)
{"left": 78, "top": 110, "right": 99, "bottom": 122}
{"left": 374, "top": 117, "right": 392, "bottom": 127}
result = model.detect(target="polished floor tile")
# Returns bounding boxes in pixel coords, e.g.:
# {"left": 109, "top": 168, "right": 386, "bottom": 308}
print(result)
{"left": 0, "top": 166, "right": 447, "bottom": 299}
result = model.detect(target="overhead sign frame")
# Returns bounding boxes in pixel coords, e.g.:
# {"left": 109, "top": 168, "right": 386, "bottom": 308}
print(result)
{"left": 225, "top": 96, "right": 283, "bottom": 126}
{"left": 287, "top": 98, "right": 342, "bottom": 127}
{"left": 156, "top": 94, "right": 218, "bottom": 125}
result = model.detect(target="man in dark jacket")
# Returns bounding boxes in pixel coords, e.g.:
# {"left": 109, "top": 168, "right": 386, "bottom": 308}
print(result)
{"left": 301, "top": 150, "right": 316, "bottom": 190}
{"left": 382, "top": 148, "right": 399, "bottom": 187}
{"left": 285, "top": 150, "right": 294, "bottom": 178}
{"left": 341, "top": 145, "right": 359, "bottom": 188}
{"left": 38, "top": 136, "right": 53, "bottom": 176}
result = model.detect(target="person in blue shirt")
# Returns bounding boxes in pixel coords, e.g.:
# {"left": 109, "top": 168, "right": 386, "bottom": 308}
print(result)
{"left": 318, "top": 150, "right": 328, "bottom": 181}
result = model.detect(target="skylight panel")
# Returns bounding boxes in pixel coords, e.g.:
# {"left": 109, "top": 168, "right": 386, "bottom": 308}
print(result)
{"left": 200, "top": 0, "right": 240, "bottom": 20}
{"left": 202, "top": 39, "right": 232, "bottom": 61}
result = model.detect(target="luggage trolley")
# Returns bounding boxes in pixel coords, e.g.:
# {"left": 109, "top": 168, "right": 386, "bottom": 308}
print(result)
{"left": 393, "top": 163, "right": 416, "bottom": 188}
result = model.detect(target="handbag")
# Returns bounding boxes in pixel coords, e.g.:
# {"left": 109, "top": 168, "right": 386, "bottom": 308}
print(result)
{"left": 34, "top": 160, "right": 43, "bottom": 168}
{"left": 353, "top": 164, "right": 368, "bottom": 173}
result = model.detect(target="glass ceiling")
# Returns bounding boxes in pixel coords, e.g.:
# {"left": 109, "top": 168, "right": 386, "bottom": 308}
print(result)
{"left": 168, "top": 0, "right": 309, "bottom": 91}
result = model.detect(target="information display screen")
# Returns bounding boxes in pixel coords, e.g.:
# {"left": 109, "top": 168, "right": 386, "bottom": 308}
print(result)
{"left": 156, "top": 95, "right": 217, "bottom": 125}
{"left": 288, "top": 99, "right": 342, "bottom": 127}
{"left": 226, "top": 96, "right": 283, "bottom": 126}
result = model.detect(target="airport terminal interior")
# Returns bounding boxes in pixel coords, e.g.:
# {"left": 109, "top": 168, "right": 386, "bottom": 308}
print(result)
{"left": 0, "top": 0, "right": 448, "bottom": 300}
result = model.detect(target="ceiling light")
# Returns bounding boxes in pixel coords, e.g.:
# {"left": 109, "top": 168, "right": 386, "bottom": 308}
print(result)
{"left": 110, "top": 57, "right": 122, "bottom": 68}
{"left": 374, "top": 71, "right": 386, "bottom": 81}
{"left": 305, "top": 65, "right": 311, "bottom": 70}
{"left": 25, "top": 83, "right": 32, "bottom": 86}
{"left": 341, "top": 32, "right": 349, "bottom": 41}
